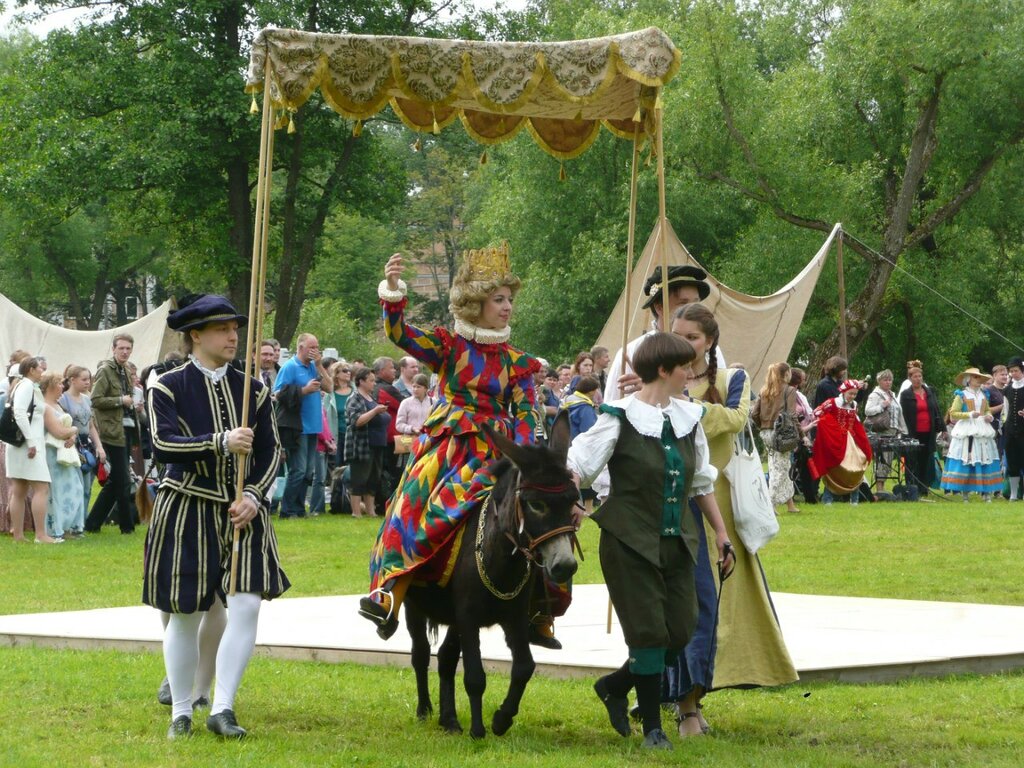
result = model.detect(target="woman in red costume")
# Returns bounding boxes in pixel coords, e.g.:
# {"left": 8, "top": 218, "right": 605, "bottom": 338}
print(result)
{"left": 809, "top": 380, "right": 873, "bottom": 503}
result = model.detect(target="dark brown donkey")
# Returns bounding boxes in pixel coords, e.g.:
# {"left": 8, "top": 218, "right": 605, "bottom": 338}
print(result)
{"left": 403, "top": 413, "right": 579, "bottom": 739}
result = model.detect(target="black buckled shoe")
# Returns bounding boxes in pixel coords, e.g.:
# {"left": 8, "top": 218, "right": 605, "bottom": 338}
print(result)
{"left": 157, "top": 677, "right": 172, "bottom": 706}
{"left": 358, "top": 595, "right": 399, "bottom": 640}
{"left": 528, "top": 621, "right": 563, "bottom": 650}
{"left": 642, "top": 728, "right": 673, "bottom": 750}
{"left": 167, "top": 716, "right": 192, "bottom": 740}
{"left": 593, "top": 677, "right": 631, "bottom": 737}
{"left": 206, "top": 709, "right": 247, "bottom": 739}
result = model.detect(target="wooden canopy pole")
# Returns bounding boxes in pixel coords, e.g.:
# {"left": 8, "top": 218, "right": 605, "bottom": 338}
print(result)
{"left": 836, "top": 223, "right": 848, "bottom": 361}
{"left": 230, "top": 60, "right": 275, "bottom": 596}
{"left": 608, "top": 125, "right": 642, "bottom": 632}
{"left": 617, "top": 124, "right": 642, "bottom": 397}
{"left": 655, "top": 95, "right": 670, "bottom": 329}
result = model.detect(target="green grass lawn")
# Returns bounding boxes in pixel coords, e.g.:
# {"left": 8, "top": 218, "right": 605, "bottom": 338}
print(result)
{"left": 2, "top": 499, "right": 1023, "bottom": 766}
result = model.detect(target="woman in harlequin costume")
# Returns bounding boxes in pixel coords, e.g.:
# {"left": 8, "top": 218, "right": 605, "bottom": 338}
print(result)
{"left": 809, "top": 379, "right": 873, "bottom": 500}
{"left": 940, "top": 367, "right": 1001, "bottom": 500}
{"left": 358, "top": 244, "right": 548, "bottom": 642}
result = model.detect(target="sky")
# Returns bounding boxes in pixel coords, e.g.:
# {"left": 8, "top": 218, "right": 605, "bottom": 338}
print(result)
{"left": 0, "top": 0, "right": 531, "bottom": 37}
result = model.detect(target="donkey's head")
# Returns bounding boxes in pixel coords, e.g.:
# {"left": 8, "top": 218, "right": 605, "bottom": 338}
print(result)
{"left": 483, "top": 412, "right": 579, "bottom": 584}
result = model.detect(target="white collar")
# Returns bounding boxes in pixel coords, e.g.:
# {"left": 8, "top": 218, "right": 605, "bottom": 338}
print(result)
{"left": 608, "top": 394, "right": 703, "bottom": 439}
{"left": 833, "top": 395, "right": 856, "bottom": 410}
{"left": 190, "top": 356, "right": 231, "bottom": 383}
{"left": 453, "top": 318, "right": 511, "bottom": 345}
{"left": 1013, "top": 378, "right": 1024, "bottom": 389}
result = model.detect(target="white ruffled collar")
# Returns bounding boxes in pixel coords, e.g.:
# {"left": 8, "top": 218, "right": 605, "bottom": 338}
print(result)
{"left": 608, "top": 394, "right": 703, "bottom": 439}
{"left": 190, "top": 355, "right": 231, "bottom": 383}
{"left": 453, "top": 318, "right": 511, "bottom": 345}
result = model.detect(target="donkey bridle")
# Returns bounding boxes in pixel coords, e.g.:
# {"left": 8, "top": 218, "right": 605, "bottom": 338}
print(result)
{"left": 505, "top": 482, "right": 583, "bottom": 564}
{"left": 475, "top": 480, "right": 581, "bottom": 601}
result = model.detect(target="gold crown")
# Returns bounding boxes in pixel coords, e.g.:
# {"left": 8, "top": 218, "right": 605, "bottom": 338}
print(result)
{"left": 464, "top": 241, "right": 511, "bottom": 281}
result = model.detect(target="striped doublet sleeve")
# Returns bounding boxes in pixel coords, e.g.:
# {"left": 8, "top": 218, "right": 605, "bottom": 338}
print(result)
{"left": 148, "top": 380, "right": 222, "bottom": 462}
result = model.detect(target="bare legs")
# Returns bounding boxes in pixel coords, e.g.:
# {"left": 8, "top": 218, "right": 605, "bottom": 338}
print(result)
{"left": 350, "top": 493, "right": 376, "bottom": 517}
{"left": 10, "top": 480, "right": 53, "bottom": 542}
{"left": 676, "top": 686, "right": 707, "bottom": 737}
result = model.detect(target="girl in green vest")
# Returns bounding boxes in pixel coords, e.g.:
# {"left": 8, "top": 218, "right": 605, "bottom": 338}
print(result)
{"left": 567, "top": 332, "right": 734, "bottom": 750}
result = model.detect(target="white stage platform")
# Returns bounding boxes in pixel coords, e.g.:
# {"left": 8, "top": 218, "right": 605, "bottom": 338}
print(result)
{"left": 3, "top": 584, "right": 1024, "bottom": 683}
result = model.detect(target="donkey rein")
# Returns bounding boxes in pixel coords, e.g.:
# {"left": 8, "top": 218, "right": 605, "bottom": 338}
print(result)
{"left": 475, "top": 495, "right": 533, "bottom": 601}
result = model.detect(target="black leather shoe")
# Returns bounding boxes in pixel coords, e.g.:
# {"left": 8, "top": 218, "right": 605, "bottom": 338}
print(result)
{"left": 157, "top": 677, "right": 172, "bottom": 706}
{"left": 358, "top": 596, "right": 399, "bottom": 640}
{"left": 206, "top": 709, "right": 247, "bottom": 739}
{"left": 593, "top": 677, "right": 631, "bottom": 737}
{"left": 192, "top": 696, "right": 210, "bottom": 710}
{"left": 642, "top": 728, "right": 673, "bottom": 750}
{"left": 528, "top": 624, "right": 563, "bottom": 650}
{"left": 167, "top": 716, "right": 192, "bottom": 740}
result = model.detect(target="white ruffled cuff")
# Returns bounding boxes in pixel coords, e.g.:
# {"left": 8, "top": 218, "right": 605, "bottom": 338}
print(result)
{"left": 377, "top": 279, "right": 408, "bottom": 303}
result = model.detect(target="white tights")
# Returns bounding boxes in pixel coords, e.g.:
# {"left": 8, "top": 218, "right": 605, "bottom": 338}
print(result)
{"left": 212, "top": 592, "right": 262, "bottom": 716}
{"left": 160, "top": 600, "right": 227, "bottom": 705}
{"left": 163, "top": 593, "right": 261, "bottom": 721}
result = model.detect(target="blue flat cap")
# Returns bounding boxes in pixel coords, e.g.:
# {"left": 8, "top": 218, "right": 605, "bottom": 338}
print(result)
{"left": 168, "top": 294, "right": 248, "bottom": 333}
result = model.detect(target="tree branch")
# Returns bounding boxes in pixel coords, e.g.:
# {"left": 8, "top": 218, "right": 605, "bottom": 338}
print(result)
{"left": 881, "top": 72, "right": 943, "bottom": 257}
{"left": 904, "top": 121, "right": 1024, "bottom": 249}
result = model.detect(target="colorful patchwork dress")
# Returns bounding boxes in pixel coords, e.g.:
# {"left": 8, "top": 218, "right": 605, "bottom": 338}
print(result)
{"left": 368, "top": 297, "right": 541, "bottom": 591}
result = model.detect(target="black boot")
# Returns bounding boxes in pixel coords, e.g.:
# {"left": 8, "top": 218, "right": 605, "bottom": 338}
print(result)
{"left": 167, "top": 715, "right": 192, "bottom": 740}
{"left": 206, "top": 709, "right": 247, "bottom": 739}
{"left": 358, "top": 595, "right": 399, "bottom": 640}
{"left": 593, "top": 661, "right": 633, "bottom": 737}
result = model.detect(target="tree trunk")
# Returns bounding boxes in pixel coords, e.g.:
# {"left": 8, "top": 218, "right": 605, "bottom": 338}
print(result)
{"left": 273, "top": 131, "right": 358, "bottom": 344}
{"left": 216, "top": 1, "right": 253, "bottom": 311}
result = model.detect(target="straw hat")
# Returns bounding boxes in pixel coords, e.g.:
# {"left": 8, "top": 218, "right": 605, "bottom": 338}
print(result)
{"left": 956, "top": 367, "right": 988, "bottom": 387}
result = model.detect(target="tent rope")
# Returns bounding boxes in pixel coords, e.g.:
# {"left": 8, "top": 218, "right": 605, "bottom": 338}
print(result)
{"left": 841, "top": 230, "right": 1024, "bottom": 354}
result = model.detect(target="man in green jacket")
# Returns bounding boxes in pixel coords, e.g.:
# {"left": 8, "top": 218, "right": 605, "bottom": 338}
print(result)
{"left": 84, "top": 333, "right": 138, "bottom": 534}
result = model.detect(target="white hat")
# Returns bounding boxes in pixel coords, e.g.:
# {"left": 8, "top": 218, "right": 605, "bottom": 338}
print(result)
{"left": 7, "top": 363, "right": 21, "bottom": 378}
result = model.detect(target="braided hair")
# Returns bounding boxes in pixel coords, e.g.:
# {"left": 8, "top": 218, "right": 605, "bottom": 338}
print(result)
{"left": 673, "top": 303, "right": 722, "bottom": 404}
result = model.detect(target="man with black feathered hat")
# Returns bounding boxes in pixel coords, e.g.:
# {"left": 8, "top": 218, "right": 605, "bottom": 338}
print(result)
{"left": 143, "top": 294, "right": 289, "bottom": 740}
{"left": 603, "top": 265, "right": 725, "bottom": 403}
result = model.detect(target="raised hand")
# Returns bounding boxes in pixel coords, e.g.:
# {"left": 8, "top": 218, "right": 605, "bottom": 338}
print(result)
{"left": 385, "top": 253, "right": 403, "bottom": 291}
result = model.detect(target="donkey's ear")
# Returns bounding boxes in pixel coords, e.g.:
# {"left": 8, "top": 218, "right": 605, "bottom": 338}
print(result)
{"left": 548, "top": 410, "right": 571, "bottom": 462}
{"left": 480, "top": 421, "right": 528, "bottom": 466}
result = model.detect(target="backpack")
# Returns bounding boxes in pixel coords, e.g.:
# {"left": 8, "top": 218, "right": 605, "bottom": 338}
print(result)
{"left": 770, "top": 388, "right": 801, "bottom": 453}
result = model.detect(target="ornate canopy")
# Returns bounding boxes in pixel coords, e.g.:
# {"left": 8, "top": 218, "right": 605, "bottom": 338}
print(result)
{"left": 245, "top": 26, "right": 680, "bottom": 159}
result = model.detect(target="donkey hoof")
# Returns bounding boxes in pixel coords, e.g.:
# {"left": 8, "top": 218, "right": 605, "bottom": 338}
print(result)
{"left": 439, "top": 717, "right": 462, "bottom": 735}
{"left": 416, "top": 704, "right": 433, "bottom": 721}
{"left": 470, "top": 724, "right": 487, "bottom": 740}
{"left": 492, "top": 710, "right": 514, "bottom": 736}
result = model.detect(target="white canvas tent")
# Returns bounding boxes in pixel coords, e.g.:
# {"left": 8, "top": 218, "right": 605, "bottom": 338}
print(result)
{"left": 0, "top": 292, "right": 179, "bottom": 374}
{"left": 594, "top": 220, "right": 840, "bottom": 390}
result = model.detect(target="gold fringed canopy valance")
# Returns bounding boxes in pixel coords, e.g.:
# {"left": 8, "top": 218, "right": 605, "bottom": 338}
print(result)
{"left": 245, "top": 26, "right": 680, "bottom": 159}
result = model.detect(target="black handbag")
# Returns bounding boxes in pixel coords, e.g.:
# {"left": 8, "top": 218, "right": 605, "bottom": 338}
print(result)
{"left": 0, "top": 384, "right": 35, "bottom": 447}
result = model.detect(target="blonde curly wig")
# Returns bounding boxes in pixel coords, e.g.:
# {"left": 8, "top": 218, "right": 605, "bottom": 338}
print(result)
{"left": 448, "top": 245, "right": 522, "bottom": 325}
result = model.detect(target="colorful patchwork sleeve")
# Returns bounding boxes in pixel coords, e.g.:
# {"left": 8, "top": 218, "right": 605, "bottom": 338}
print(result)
{"left": 381, "top": 298, "right": 445, "bottom": 372}
{"left": 508, "top": 353, "right": 542, "bottom": 445}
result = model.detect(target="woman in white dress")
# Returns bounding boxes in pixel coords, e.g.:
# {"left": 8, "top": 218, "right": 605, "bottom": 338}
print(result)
{"left": 6, "top": 357, "right": 60, "bottom": 543}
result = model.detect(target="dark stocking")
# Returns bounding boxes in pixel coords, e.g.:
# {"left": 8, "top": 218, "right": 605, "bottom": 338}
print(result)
{"left": 634, "top": 674, "right": 663, "bottom": 736}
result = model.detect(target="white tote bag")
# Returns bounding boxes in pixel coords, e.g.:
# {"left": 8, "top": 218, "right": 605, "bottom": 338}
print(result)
{"left": 723, "top": 423, "right": 779, "bottom": 554}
